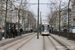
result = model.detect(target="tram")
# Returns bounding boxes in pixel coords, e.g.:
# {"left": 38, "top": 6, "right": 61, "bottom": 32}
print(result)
{"left": 41, "top": 24, "right": 50, "bottom": 36}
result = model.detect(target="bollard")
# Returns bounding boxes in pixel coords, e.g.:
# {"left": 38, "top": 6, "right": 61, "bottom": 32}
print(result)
{"left": 0, "top": 30, "right": 2, "bottom": 40}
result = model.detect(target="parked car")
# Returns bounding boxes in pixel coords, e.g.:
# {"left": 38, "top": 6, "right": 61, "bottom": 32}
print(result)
{"left": 70, "top": 29, "right": 75, "bottom": 33}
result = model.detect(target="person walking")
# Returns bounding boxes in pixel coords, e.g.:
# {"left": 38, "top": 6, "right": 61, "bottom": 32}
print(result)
{"left": 15, "top": 29, "right": 18, "bottom": 36}
{"left": 11, "top": 27, "right": 15, "bottom": 38}
{"left": 0, "top": 28, "right": 2, "bottom": 40}
{"left": 2, "top": 29, "right": 5, "bottom": 40}
{"left": 20, "top": 28, "right": 23, "bottom": 36}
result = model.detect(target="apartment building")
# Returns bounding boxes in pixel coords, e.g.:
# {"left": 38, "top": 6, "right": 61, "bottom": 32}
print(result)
{"left": 0, "top": 0, "right": 2, "bottom": 28}
{"left": 55, "top": 11, "right": 59, "bottom": 30}
{"left": 1, "top": 0, "right": 12, "bottom": 29}
{"left": 52, "top": 11, "right": 59, "bottom": 30}
{"left": 52, "top": 8, "right": 72, "bottom": 31}
{"left": 12, "top": 8, "right": 19, "bottom": 30}
{"left": 71, "top": 0, "right": 75, "bottom": 28}
{"left": 60, "top": 8, "right": 71, "bottom": 29}
{"left": 49, "top": 11, "right": 59, "bottom": 30}
{"left": 12, "top": 8, "right": 18, "bottom": 23}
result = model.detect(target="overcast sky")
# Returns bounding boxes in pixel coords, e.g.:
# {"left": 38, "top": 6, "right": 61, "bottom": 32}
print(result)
{"left": 28, "top": 0, "right": 68, "bottom": 24}
{"left": 28, "top": 0, "right": 50, "bottom": 24}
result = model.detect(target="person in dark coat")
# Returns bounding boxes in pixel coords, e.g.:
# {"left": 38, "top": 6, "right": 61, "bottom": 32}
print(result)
{"left": 15, "top": 29, "right": 18, "bottom": 36}
{"left": 11, "top": 27, "right": 15, "bottom": 38}
{"left": 20, "top": 28, "right": 23, "bottom": 36}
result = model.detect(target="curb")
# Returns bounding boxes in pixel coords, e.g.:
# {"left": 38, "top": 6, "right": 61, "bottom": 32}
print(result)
{"left": 0, "top": 33, "right": 33, "bottom": 47}
{"left": 50, "top": 35, "right": 70, "bottom": 50}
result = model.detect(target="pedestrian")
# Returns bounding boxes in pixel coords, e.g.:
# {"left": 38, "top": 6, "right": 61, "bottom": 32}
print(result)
{"left": 20, "top": 28, "right": 23, "bottom": 36}
{"left": 15, "top": 29, "right": 18, "bottom": 36}
{"left": 0, "top": 28, "right": 2, "bottom": 40}
{"left": 51, "top": 30, "right": 52, "bottom": 33}
{"left": 2, "top": 29, "right": 4, "bottom": 37}
{"left": 11, "top": 27, "right": 15, "bottom": 38}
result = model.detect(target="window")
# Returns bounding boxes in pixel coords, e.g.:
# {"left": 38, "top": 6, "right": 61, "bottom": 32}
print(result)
{"left": 2, "top": 10, "right": 6, "bottom": 14}
{"left": 9, "top": 18, "right": 11, "bottom": 21}
{"left": 3, "top": 4, "right": 6, "bottom": 8}
{"left": 64, "top": 20, "right": 66, "bottom": 22}
{"left": 2, "top": 22, "right": 5, "bottom": 26}
{"left": 2, "top": 16, "right": 5, "bottom": 20}
{"left": 63, "top": 16, "right": 67, "bottom": 17}
{"left": 63, "top": 11, "right": 67, "bottom": 15}
{"left": 0, "top": 0, "right": 1, "bottom": 4}
{"left": 64, "top": 23, "right": 66, "bottom": 25}
{"left": 7, "top": 18, "right": 9, "bottom": 21}
{"left": 2, "top": 0, "right": 6, "bottom": 2}
{"left": 63, "top": 18, "right": 67, "bottom": 20}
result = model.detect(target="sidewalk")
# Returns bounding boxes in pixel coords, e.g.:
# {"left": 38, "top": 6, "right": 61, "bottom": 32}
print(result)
{"left": 50, "top": 34, "right": 75, "bottom": 50}
{"left": 0, "top": 33, "right": 33, "bottom": 47}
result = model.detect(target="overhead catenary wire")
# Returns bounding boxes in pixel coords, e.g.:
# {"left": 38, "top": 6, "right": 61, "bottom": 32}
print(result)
{"left": 21, "top": 3, "right": 57, "bottom": 5}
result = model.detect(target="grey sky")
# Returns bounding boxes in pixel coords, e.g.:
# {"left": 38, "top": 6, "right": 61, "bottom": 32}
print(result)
{"left": 28, "top": 0, "right": 68, "bottom": 24}
{"left": 29, "top": 0, "right": 50, "bottom": 24}
{"left": 29, "top": 0, "right": 68, "bottom": 15}
{"left": 29, "top": 0, "right": 50, "bottom": 16}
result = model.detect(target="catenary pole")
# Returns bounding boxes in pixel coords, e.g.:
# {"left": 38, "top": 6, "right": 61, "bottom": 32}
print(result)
{"left": 40, "top": 12, "right": 41, "bottom": 35}
{"left": 37, "top": 0, "right": 39, "bottom": 39}
{"left": 4, "top": 0, "right": 8, "bottom": 38}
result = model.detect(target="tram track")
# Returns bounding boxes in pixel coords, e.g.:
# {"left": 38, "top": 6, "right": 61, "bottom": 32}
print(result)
{"left": 43, "top": 36, "right": 58, "bottom": 50}
{"left": 47, "top": 36, "right": 57, "bottom": 50}
{"left": 43, "top": 36, "right": 46, "bottom": 50}
{"left": 0, "top": 33, "right": 33, "bottom": 47}
{"left": 4, "top": 34, "right": 36, "bottom": 50}
{"left": 16, "top": 34, "right": 36, "bottom": 50}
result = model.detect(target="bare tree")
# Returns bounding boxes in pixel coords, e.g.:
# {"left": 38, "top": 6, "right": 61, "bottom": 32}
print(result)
{"left": 48, "top": 0, "right": 68, "bottom": 35}
{"left": 4, "top": 0, "right": 8, "bottom": 38}
{"left": 12, "top": 0, "right": 29, "bottom": 33}
{"left": 67, "top": 0, "right": 71, "bottom": 39}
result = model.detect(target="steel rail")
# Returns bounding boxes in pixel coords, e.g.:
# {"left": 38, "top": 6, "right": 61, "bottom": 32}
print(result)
{"left": 17, "top": 34, "right": 36, "bottom": 50}
{"left": 43, "top": 36, "right": 46, "bottom": 50}
{"left": 4, "top": 34, "right": 36, "bottom": 50}
{"left": 47, "top": 36, "right": 57, "bottom": 50}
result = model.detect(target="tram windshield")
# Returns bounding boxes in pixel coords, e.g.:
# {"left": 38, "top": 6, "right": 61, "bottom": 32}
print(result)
{"left": 44, "top": 26, "right": 49, "bottom": 32}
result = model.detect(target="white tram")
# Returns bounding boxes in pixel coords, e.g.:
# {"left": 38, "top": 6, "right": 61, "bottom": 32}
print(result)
{"left": 41, "top": 24, "right": 50, "bottom": 36}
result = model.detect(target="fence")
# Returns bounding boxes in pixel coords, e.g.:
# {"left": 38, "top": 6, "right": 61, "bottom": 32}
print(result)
{"left": 52, "top": 31, "right": 75, "bottom": 40}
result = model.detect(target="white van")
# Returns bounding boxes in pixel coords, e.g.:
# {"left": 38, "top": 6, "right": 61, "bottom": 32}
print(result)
{"left": 70, "top": 29, "right": 75, "bottom": 33}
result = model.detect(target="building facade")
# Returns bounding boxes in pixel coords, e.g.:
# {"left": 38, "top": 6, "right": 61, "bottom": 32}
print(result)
{"left": 51, "top": 8, "right": 72, "bottom": 31}
{"left": 71, "top": 0, "right": 75, "bottom": 28}
{"left": 55, "top": 11, "right": 59, "bottom": 30}
{"left": 1, "top": 0, "right": 12, "bottom": 29}
{"left": 0, "top": 0, "right": 2, "bottom": 28}
{"left": 60, "top": 8, "right": 72, "bottom": 29}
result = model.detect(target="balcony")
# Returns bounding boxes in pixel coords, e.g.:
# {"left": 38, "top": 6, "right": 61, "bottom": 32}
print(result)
{"left": 2, "top": 0, "right": 6, "bottom": 4}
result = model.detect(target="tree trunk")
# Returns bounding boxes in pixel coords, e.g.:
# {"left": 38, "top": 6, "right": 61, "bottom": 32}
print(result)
{"left": 4, "top": 0, "right": 8, "bottom": 38}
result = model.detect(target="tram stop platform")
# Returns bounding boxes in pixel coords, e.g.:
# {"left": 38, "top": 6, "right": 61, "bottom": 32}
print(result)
{"left": 50, "top": 34, "right": 75, "bottom": 50}
{"left": 0, "top": 33, "right": 33, "bottom": 47}
{"left": 0, "top": 33, "right": 75, "bottom": 50}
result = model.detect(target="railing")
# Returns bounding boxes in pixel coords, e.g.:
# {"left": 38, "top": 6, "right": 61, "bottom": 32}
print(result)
{"left": 52, "top": 31, "right": 75, "bottom": 40}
